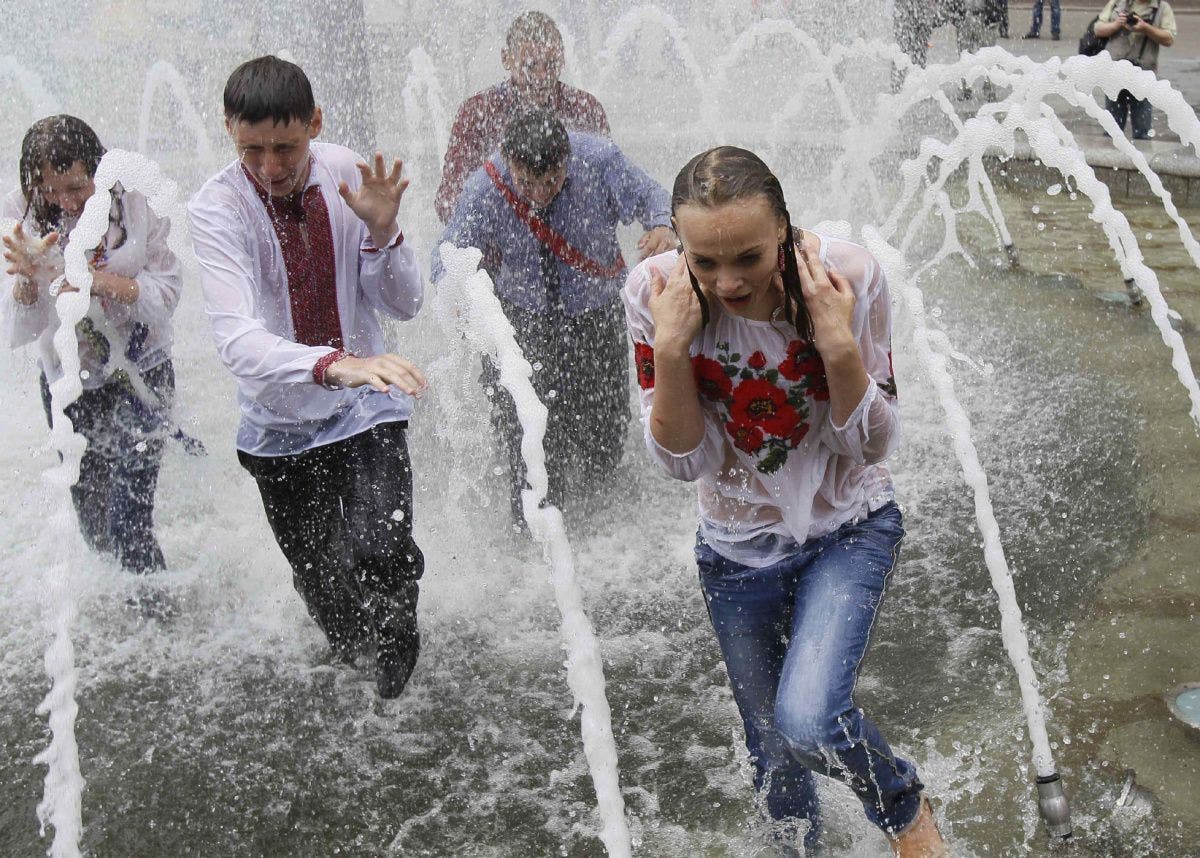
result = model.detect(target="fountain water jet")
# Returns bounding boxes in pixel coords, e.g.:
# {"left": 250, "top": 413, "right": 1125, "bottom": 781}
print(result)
{"left": 432, "top": 242, "right": 632, "bottom": 858}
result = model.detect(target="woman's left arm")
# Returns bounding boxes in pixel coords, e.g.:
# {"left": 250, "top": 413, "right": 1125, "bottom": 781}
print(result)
{"left": 100, "top": 200, "right": 182, "bottom": 325}
{"left": 801, "top": 246, "right": 899, "bottom": 465}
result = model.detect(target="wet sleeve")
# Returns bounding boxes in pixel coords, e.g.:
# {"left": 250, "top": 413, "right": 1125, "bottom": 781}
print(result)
{"left": 104, "top": 197, "right": 182, "bottom": 331}
{"left": 822, "top": 255, "right": 901, "bottom": 466}
{"left": 604, "top": 146, "right": 671, "bottom": 232}
{"left": 358, "top": 228, "right": 424, "bottom": 322}
{"left": 622, "top": 260, "right": 726, "bottom": 482}
{"left": 432, "top": 173, "right": 496, "bottom": 282}
{"left": 435, "top": 97, "right": 489, "bottom": 224}
{"left": 187, "top": 188, "right": 337, "bottom": 389}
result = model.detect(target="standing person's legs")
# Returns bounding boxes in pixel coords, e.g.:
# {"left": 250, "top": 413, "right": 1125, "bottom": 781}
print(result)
{"left": 1028, "top": 0, "right": 1043, "bottom": 35}
{"left": 561, "top": 299, "right": 630, "bottom": 488}
{"left": 1131, "top": 95, "right": 1153, "bottom": 139}
{"left": 697, "top": 538, "right": 822, "bottom": 851}
{"left": 40, "top": 374, "right": 116, "bottom": 554}
{"left": 239, "top": 443, "right": 372, "bottom": 660}
{"left": 772, "top": 503, "right": 925, "bottom": 835}
{"left": 342, "top": 420, "right": 425, "bottom": 697}
{"left": 1106, "top": 90, "right": 1132, "bottom": 132}
{"left": 1050, "top": 0, "right": 1061, "bottom": 36}
{"left": 484, "top": 300, "right": 563, "bottom": 524}
{"left": 107, "top": 361, "right": 175, "bottom": 574}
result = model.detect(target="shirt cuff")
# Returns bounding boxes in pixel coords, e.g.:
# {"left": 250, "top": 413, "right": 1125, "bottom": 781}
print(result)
{"left": 361, "top": 227, "right": 404, "bottom": 254}
{"left": 313, "top": 348, "right": 351, "bottom": 389}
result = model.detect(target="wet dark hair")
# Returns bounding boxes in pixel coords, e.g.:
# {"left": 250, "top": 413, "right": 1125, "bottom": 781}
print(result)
{"left": 501, "top": 110, "right": 570, "bottom": 174}
{"left": 672, "top": 146, "right": 811, "bottom": 336}
{"left": 223, "top": 56, "right": 315, "bottom": 126}
{"left": 20, "top": 114, "right": 104, "bottom": 235}
{"left": 505, "top": 11, "right": 564, "bottom": 54}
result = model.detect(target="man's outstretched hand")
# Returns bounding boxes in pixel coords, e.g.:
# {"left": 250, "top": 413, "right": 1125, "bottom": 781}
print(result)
{"left": 338, "top": 153, "right": 410, "bottom": 249}
{"left": 325, "top": 353, "right": 427, "bottom": 396}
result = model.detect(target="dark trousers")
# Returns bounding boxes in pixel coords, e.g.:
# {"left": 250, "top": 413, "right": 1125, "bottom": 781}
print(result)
{"left": 40, "top": 361, "right": 173, "bottom": 574}
{"left": 1107, "top": 90, "right": 1154, "bottom": 138}
{"left": 482, "top": 297, "right": 630, "bottom": 524}
{"left": 238, "top": 420, "right": 424, "bottom": 658}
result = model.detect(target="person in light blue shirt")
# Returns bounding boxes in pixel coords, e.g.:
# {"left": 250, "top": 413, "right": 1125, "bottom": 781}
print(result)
{"left": 439, "top": 110, "right": 673, "bottom": 527}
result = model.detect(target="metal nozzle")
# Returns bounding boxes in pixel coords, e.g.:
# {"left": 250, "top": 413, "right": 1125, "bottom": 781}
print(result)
{"left": 1004, "top": 242, "right": 1019, "bottom": 268}
{"left": 1036, "top": 773, "right": 1074, "bottom": 840}
{"left": 1124, "top": 277, "right": 1144, "bottom": 306}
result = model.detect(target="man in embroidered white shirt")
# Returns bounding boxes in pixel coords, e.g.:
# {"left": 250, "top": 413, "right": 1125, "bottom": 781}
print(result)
{"left": 188, "top": 56, "right": 427, "bottom": 699}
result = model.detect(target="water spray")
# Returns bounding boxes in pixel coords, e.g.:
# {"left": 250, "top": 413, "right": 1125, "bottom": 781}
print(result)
{"left": 863, "top": 227, "right": 1074, "bottom": 843}
{"left": 431, "top": 243, "right": 632, "bottom": 858}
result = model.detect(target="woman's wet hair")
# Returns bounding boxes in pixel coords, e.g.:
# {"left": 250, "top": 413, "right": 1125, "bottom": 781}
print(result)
{"left": 672, "top": 146, "right": 811, "bottom": 336}
{"left": 501, "top": 110, "right": 571, "bottom": 175}
{"left": 223, "top": 55, "right": 315, "bottom": 127}
{"left": 19, "top": 114, "right": 124, "bottom": 245}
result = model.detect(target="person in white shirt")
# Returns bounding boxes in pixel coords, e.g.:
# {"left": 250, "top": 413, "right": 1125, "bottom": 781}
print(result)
{"left": 2, "top": 114, "right": 182, "bottom": 578}
{"left": 188, "top": 56, "right": 427, "bottom": 699}
{"left": 622, "top": 147, "right": 948, "bottom": 856}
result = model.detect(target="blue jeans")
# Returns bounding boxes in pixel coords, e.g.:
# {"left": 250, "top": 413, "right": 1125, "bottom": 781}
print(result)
{"left": 696, "top": 502, "right": 923, "bottom": 842}
{"left": 39, "top": 361, "right": 174, "bottom": 574}
{"left": 1106, "top": 90, "right": 1154, "bottom": 138}
{"left": 1031, "top": 0, "right": 1060, "bottom": 36}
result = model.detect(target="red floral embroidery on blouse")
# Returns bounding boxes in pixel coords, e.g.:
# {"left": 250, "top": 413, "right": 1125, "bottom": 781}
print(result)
{"left": 726, "top": 421, "right": 765, "bottom": 454}
{"left": 728, "top": 378, "right": 799, "bottom": 437}
{"left": 691, "top": 354, "right": 733, "bottom": 402}
{"left": 634, "top": 341, "right": 656, "bottom": 389}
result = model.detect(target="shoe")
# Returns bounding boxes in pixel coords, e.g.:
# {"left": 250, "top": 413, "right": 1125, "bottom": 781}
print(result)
{"left": 1051, "top": 33, "right": 1061, "bottom": 41}
{"left": 375, "top": 631, "right": 419, "bottom": 699}
{"left": 1022, "top": 31, "right": 1040, "bottom": 39}
{"left": 890, "top": 795, "right": 949, "bottom": 858}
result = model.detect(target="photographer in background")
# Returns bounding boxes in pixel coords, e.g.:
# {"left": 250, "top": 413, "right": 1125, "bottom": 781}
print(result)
{"left": 1094, "top": 0, "right": 1177, "bottom": 139}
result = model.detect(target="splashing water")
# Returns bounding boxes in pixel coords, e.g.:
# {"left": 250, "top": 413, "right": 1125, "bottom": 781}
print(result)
{"left": 431, "top": 242, "right": 631, "bottom": 857}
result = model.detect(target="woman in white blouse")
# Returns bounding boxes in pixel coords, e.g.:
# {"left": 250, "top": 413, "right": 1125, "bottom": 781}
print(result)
{"left": 2, "top": 115, "right": 182, "bottom": 575}
{"left": 622, "top": 146, "right": 948, "bottom": 856}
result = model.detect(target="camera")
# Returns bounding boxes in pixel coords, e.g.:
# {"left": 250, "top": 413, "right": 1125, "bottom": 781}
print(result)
{"left": 1126, "top": 12, "right": 1141, "bottom": 25}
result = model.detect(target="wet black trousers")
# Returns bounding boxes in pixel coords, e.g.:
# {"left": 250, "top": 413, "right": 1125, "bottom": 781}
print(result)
{"left": 39, "top": 361, "right": 173, "bottom": 574}
{"left": 481, "top": 297, "right": 631, "bottom": 524}
{"left": 238, "top": 420, "right": 424, "bottom": 659}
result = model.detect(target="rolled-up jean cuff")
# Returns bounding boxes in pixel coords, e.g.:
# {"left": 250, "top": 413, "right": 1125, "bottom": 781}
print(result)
{"left": 875, "top": 785, "right": 924, "bottom": 836}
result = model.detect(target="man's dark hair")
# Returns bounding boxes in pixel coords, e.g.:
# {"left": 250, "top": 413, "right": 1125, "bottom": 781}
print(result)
{"left": 504, "top": 11, "right": 563, "bottom": 54}
{"left": 223, "top": 56, "right": 315, "bottom": 125}
{"left": 501, "top": 110, "right": 570, "bottom": 174}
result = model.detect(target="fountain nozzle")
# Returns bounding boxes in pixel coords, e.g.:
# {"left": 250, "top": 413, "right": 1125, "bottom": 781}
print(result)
{"left": 1036, "top": 773, "right": 1073, "bottom": 841}
{"left": 1004, "top": 242, "right": 1019, "bottom": 268}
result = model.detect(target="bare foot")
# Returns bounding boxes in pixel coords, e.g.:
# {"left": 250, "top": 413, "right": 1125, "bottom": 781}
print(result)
{"left": 890, "top": 795, "right": 949, "bottom": 858}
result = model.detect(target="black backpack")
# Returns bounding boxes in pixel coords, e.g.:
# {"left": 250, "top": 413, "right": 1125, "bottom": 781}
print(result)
{"left": 1079, "top": 16, "right": 1109, "bottom": 56}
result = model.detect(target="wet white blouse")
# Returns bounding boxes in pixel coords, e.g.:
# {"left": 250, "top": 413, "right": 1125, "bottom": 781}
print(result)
{"left": 187, "top": 141, "right": 424, "bottom": 456}
{"left": 1, "top": 185, "right": 181, "bottom": 389}
{"left": 622, "top": 235, "right": 900, "bottom": 567}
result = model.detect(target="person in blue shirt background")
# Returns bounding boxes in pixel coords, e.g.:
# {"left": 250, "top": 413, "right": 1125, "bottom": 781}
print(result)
{"left": 439, "top": 110, "right": 673, "bottom": 528}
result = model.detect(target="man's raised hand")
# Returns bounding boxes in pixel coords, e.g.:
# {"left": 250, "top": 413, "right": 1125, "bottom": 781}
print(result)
{"left": 338, "top": 153, "right": 410, "bottom": 248}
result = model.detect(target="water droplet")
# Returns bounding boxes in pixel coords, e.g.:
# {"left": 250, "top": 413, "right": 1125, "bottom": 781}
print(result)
{"left": 390, "top": 509, "right": 405, "bottom": 522}
{"left": 1046, "top": 184, "right": 1062, "bottom": 196}
{"left": 547, "top": 389, "right": 557, "bottom": 399}
{"left": 1145, "top": 232, "right": 1153, "bottom": 240}
{"left": 135, "top": 441, "right": 147, "bottom": 452}
{"left": 493, "top": 466, "right": 504, "bottom": 475}
{"left": 79, "top": 370, "right": 90, "bottom": 380}
{"left": 1031, "top": 205, "right": 1040, "bottom": 214}
{"left": 1037, "top": 222, "right": 1046, "bottom": 231}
